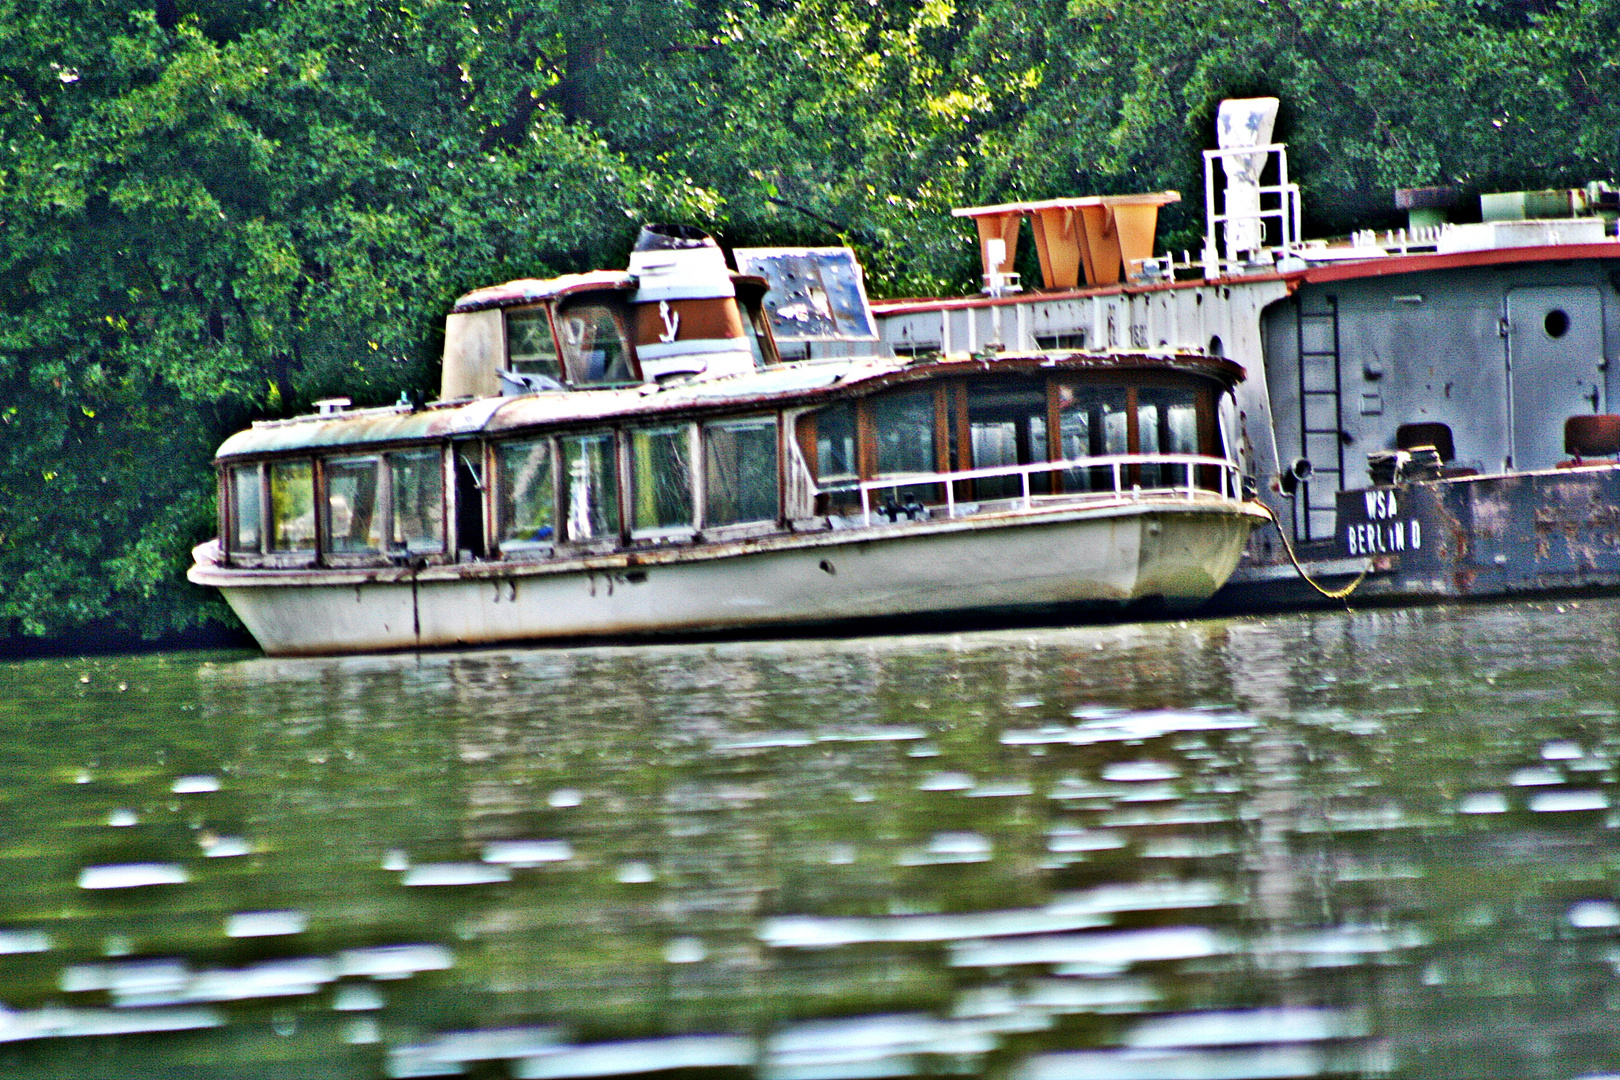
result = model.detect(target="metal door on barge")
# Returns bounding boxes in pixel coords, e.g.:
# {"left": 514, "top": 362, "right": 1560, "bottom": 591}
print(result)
{"left": 1506, "top": 287, "right": 1604, "bottom": 471}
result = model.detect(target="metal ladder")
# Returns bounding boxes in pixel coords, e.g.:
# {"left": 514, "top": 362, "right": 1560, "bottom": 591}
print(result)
{"left": 1295, "top": 294, "right": 1343, "bottom": 542}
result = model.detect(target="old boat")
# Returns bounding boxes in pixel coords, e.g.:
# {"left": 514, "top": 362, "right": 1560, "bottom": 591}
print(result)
{"left": 873, "top": 97, "right": 1620, "bottom": 609}
{"left": 189, "top": 226, "right": 1266, "bottom": 655}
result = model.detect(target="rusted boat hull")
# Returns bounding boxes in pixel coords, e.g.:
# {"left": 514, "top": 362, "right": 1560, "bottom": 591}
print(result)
{"left": 1215, "top": 464, "right": 1620, "bottom": 608}
{"left": 192, "top": 501, "right": 1263, "bottom": 656}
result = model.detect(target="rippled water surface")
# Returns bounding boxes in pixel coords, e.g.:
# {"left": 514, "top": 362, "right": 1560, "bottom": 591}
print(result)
{"left": 3, "top": 601, "right": 1620, "bottom": 1078}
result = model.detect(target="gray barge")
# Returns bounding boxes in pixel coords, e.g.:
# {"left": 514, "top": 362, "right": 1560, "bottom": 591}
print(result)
{"left": 871, "top": 97, "right": 1620, "bottom": 609}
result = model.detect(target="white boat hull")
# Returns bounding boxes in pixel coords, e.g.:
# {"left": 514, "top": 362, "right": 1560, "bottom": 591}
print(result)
{"left": 191, "top": 500, "right": 1263, "bottom": 656}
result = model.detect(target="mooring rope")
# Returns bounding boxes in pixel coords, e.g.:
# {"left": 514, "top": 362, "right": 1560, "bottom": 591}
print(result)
{"left": 1259, "top": 502, "right": 1369, "bottom": 601}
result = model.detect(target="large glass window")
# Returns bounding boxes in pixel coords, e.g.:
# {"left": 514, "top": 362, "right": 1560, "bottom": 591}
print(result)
{"left": 557, "top": 303, "right": 635, "bottom": 385}
{"left": 1138, "top": 387, "right": 1201, "bottom": 487}
{"left": 870, "top": 391, "right": 936, "bottom": 476}
{"left": 496, "top": 439, "right": 555, "bottom": 550}
{"left": 630, "top": 426, "right": 693, "bottom": 535}
{"left": 965, "top": 380, "right": 1047, "bottom": 499}
{"left": 228, "top": 465, "right": 262, "bottom": 553}
{"left": 268, "top": 460, "right": 316, "bottom": 552}
{"left": 561, "top": 432, "right": 620, "bottom": 541}
{"left": 705, "top": 417, "right": 778, "bottom": 527}
{"left": 324, "top": 456, "right": 383, "bottom": 553}
{"left": 1057, "top": 385, "right": 1130, "bottom": 493}
{"left": 506, "top": 308, "right": 561, "bottom": 382}
{"left": 391, "top": 449, "right": 445, "bottom": 553}
{"left": 869, "top": 390, "right": 938, "bottom": 508}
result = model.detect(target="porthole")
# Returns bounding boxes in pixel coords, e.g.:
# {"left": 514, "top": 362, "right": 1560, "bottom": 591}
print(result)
{"left": 1545, "top": 308, "right": 1570, "bottom": 339}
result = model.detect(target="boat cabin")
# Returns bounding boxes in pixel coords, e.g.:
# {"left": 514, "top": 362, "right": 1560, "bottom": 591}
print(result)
{"left": 214, "top": 354, "right": 1241, "bottom": 571}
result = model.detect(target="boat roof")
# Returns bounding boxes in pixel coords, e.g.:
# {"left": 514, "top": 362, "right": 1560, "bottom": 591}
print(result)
{"left": 871, "top": 240, "right": 1620, "bottom": 316}
{"left": 214, "top": 350, "right": 1243, "bottom": 461}
{"left": 450, "top": 271, "right": 635, "bottom": 313}
{"left": 450, "top": 269, "right": 772, "bottom": 314}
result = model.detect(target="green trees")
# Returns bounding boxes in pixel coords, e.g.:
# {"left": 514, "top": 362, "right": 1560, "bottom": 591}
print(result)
{"left": 934, "top": 0, "right": 1620, "bottom": 247}
{"left": 4, "top": 0, "right": 1620, "bottom": 645}
{"left": 0, "top": 1, "right": 707, "bottom": 641}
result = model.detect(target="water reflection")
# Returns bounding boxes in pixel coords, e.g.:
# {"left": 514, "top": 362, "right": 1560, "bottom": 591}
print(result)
{"left": 0, "top": 601, "right": 1618, "bottom": 1076}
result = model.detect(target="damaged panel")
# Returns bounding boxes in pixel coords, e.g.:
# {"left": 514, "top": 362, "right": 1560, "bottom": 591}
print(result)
{"left": 733, "top": 248, "right": 878, "bottom": 343}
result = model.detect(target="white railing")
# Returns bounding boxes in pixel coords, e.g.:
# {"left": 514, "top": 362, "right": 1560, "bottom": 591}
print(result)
{"left": 1201, "top": 142, "right": 1304, "bottom": 278}
{"left": 804, "top": 454, "right": 1246, "bottom": 527}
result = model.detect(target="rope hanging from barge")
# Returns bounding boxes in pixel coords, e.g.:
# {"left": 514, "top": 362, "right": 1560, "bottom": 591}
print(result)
{"left": 1260, "top": 503, "right": 1369, "bottom": 601}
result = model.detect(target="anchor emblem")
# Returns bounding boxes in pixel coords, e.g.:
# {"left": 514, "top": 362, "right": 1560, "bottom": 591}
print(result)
{"left": 658, "top": 300, "right": 680, "bottom": 343}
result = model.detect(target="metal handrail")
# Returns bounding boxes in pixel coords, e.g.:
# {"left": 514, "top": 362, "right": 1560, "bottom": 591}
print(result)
{"left": 811, "top": 453, "right": 1245, "bottom": 526}
{"left": 1201, "top": 142, "right": 1304, "bottom": 278}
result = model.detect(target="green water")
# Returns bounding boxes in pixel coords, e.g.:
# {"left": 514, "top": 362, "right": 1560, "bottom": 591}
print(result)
{"left": 1, "top": 601, "right": 1618, "bottom": 1079}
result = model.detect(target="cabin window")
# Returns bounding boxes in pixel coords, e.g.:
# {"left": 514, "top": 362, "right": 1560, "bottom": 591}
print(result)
{"left": 797, "top": 402, "right": 859, "bottom": 515}
{"left": 740, "top": 305, "right": 771, "bottom": 369}
{"left": 1136, "top": 387, "right": 1201, "bottom": 486}
{"left": 324, "top": 456, "right": 384, "bottom": 553}
{"left": 868, "top": 390, "right": 939, "bottom": 506}
{"left": 705, "top": 417, "right": 778, "bottom": 527}
{"left": 506, "top": 308, "right": 561, "bottom": 382}
{"left": 557, "top": 302, "right": 635, "bottom": 385}
{"left": 268, "top": 460, "right": 317, "bottom": 552}
{"left": 1056, "top": 385, "right": 1130, "bottom": 491}
{"left": 814, "top": 402, "right": 858, "bottom": 482}
{"left": 561, "top": 432, "right": 620, "bottom": 541}
{"left": 496, "top": 439, "right": 555, "bottom": 550}
{"left": 391, "top": 449, "right": 446, "bottom": 553}
{"left": 227, "top": 464, "right": 262, "bottom": 553}
{"left": 630, "top": 426, "right": 694, "bottom": 535}
{"left": 965, "top": 380, "right": 1048, "bottom": 499}
{"left": 870, "top": 391, "right": 936, "bottom": 476}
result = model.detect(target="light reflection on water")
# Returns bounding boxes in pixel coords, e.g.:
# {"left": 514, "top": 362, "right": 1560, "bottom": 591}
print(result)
{"left": 0, "top": 601, "right": 1619, "bottom": 1077}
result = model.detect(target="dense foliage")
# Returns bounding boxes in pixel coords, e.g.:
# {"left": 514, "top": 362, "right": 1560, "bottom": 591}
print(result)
{"left": 3, "top": 0, "right": 1618, "bottom": 645}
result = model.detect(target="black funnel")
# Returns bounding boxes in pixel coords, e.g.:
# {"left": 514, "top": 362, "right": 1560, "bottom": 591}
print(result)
{"left": 634, "top": 224, "right": 716, "bottom": 252}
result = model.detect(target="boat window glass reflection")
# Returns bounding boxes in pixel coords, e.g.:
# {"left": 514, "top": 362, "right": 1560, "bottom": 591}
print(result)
{"left": 741, "top": 305, "right": 768, "bottom": 369}
{"left": 557, "top": 302, "right": 635, "bottom": 385}
{"left": 870, "top": 391, "right": 936, "bottom": 475}
{"left": 228, "top": 465, "right": 262, "bottom": 553}
{"left": 799, "top": 403, "right": 859, "bottom": 515}
{"left": 561, "top": 432, "right": 621, "bottom": 541}
{"left": 966, "top": 380, "right": 1048, "bottom": 499}
{"left": 506, "top": 308, "right": 561, "bottom": 382}
{"left": 324, "top": 456, "right": 384, "bottom": 553}
{"left": 630, "top": 426, "right": 694, "bottom": 535}
{"left": 390, "top": 449, "right": 445, "bottom": 553}
{"left": 497, "top": 439, "right": 555, "bottom": 550}
{"left": 1056, "top": 384, "right": 1130, "bottom": 492}
{"left": 814, "top": 403, "right": 857, "bottom": 482}
{"left": 869, "top": 390, "right": 938, "bottom": 505}
{"left": 1138, "top": 387, "right": 1201, "bottom": 487}
{"left": 705, "top": 418, "right": 778, "bottom": 527}
{"left": 1138, "top": 400, "right": 1162, "bottom": 486}
{"left": 268, "top": 460, "right": 317, "bottom": 552}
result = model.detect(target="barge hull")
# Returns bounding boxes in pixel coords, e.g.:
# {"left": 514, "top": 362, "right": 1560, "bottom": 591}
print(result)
{"left": 1215, "top": 465, "right": 1620, "bottom": 609}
